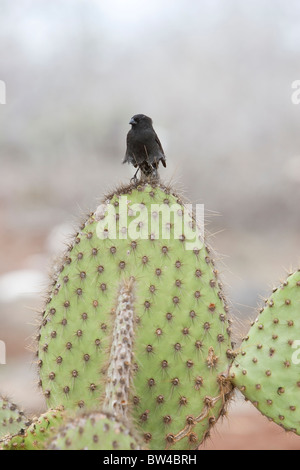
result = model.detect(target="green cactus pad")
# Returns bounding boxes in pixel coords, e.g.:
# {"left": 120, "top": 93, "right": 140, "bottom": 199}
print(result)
{"left": 38, "top": 182, "right": 233, "bottom": 449}
{"left": 231, "top": 269, "right": 300, "bottom": 434}
{"left": 47, "top": 411, "right": 143, "bottom": 450}
{"left": 1, "top": 407, "right": 65, "bottom": 450}
{"left": 0, "top": 397, "right": 31, "bottom": 441}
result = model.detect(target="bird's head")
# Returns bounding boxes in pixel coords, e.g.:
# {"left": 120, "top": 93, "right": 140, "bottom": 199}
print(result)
{"left": 129, "top": 114, "right": 153, "bottom": 128}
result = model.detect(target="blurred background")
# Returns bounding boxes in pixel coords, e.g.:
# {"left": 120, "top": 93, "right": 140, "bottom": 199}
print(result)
{"left": 0, "top": 0, "right": 300, "bottom": 449}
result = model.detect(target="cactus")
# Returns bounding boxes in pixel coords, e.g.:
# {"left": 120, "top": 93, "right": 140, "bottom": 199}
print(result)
{"left": 231, "top": 269, "right": 300, "bottom": 434}
{"left": 2, "top": 176, "right": 300, "bottom": 450}
{"left": 0, "top": 397, "right": 31, "bottom": 441}
{"left": 1, "top": 407, "right": 65, "bottom": 450}
{"left": 37, "top": 182, "right": 234, "bottom": 450}
{"left": 47, "top": 411, "right": 143, "bottom": 450}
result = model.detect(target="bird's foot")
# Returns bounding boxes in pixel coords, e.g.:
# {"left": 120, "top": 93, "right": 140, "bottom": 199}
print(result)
{"left": 130, "top": 168, "right": 140, "bottom": 184}
{"left": 130, "top": 175, "right": 138, "bottom": 184}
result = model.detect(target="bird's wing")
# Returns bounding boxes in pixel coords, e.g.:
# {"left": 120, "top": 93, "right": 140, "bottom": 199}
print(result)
{"left": 154, "top": 132, "right": 166, "bottom": 167}
{"left": 154, "top": 132, "right": 164, "bottom": 154}
{"left": 123, "top": 150, "right": 129, "bottom": 163}
{"left": 123, "top": 130, "right": 133, "bottom": 164}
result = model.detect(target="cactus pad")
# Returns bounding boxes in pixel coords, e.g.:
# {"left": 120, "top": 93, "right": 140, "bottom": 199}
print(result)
{"left": 38, "top": 182, "right": 233, "bottom": 449}
{"left": 231, "top": 269, "right": 300, "bottom": 434}
{"left": 1, "top": 407, "right": 65, "bottom": 450}
{"left": 0, "top": 397, "right": 31, "bottom": 441}
{"left": 47, "top": 411, "right": 143, "bottom": 450}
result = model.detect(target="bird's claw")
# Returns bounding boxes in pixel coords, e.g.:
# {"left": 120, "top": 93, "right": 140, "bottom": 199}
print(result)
{"left": 130, "top": 175, "right": 138, "bottom": 184}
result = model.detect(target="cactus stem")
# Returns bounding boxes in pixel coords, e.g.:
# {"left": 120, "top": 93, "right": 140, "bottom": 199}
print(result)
{"left": 102, "top": 277, "right": 136, "bottom": 421}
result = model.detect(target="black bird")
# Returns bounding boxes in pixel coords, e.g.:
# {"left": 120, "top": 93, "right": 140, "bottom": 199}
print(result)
{"left": 123, "top": 114, "right": 166, "bottom": 181}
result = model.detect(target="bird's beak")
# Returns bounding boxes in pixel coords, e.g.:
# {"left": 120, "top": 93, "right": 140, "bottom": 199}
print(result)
{"left": 129, "top": 118, "right": 137, "bottom": 125}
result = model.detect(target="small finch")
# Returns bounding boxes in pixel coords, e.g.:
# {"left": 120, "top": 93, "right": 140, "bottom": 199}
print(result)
{"left": 123, "top": 114, "right": 166, "bottom": 181}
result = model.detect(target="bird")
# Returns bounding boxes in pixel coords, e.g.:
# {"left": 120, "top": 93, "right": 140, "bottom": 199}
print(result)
{"left": 123, "top": 114, "right": 166, "bottom": 181}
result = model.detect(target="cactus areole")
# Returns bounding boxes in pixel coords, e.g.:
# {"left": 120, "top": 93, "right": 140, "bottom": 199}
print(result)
{"left": 37, "top": 182, "right": 233, "bottom": 450}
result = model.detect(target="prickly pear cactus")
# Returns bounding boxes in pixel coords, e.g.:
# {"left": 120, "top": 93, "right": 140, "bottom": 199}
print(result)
{"left": 37, "top": 182, "right": 233, "bottom": 450}
{"left": 0, "top": 397, "right": 31, "bottom": 441}
{"left": 47, "top": 411, "right": 143, "bottom": 450}
{"left": 231, "top": 269, "right": 300, "bottom": 434}
{"left": 1, "top": 407, "right": 65, "bottom": 450}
